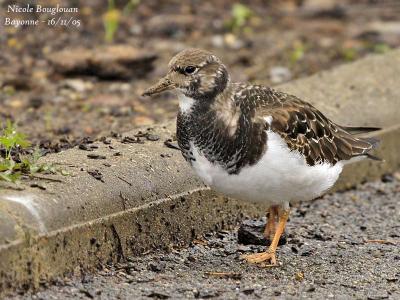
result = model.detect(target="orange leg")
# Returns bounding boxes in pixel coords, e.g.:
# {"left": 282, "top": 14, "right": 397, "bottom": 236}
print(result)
{"left": 242, "top": 207, "right": 290, "bottom": 266}
{"left": 264, "top": 206, "right": 279, "bottom": 241}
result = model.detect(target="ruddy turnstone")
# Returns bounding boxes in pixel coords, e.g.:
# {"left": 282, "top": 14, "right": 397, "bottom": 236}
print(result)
{"left": 143, "top": 48, "right": 380, "bottom": 266}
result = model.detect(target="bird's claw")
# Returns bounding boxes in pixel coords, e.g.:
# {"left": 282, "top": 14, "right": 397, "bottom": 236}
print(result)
{"left": 241, "top": 250, "right": 277, "bottom": 266}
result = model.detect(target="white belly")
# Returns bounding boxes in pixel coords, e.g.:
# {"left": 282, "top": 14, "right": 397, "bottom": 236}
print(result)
{"left": 190, "top": 131, "right": 344, "bottom": 204}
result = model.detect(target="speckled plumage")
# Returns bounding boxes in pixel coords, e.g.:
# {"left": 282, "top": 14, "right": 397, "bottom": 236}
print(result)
{"left": 143, "top": 48, "right": 381, "bottom": 265}
{"left": 177, "top": 82, "right": 379, "bottom": 174}
{"left": 144, "top": 48, "right": 380, "bottom": 191}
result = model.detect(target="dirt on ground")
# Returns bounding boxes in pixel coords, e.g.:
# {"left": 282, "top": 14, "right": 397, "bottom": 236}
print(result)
{"left": 7, "top": 175, "right": 400, "bottom": 299}
{"left": 1, "top": 0, "right": 400, "bottom": 155}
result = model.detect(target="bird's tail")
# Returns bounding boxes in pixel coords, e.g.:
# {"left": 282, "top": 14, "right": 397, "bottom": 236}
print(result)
{"left": 360, "top": 136, "right": 381, "bottom": 161}
{"left": 351, "top": 127, "right": 382, "bottom": 161}
{"left": 340, "top": 126, "right": 381, "bottom": 135}
{"left": 337, "top": 125, "right": 382, "bottom": 162}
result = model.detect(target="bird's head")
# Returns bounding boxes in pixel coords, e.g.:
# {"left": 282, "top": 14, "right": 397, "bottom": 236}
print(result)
{"left": 142, "top": 48, "right": 229, "bottom": 101}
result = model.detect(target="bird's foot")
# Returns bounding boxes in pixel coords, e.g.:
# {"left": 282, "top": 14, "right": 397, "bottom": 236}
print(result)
{"left": 241, "top": 250, "right": 277, "bottom": 266}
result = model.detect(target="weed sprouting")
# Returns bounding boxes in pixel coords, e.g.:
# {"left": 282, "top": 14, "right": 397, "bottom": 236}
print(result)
{"left": 225, "top": 3, "right": 254, "bottom": 33}
{"left": 103, "top": 0, "right": 141, "bottom": 43}
{"left": 0, "top": 121, "right": 68, "bottom": 183}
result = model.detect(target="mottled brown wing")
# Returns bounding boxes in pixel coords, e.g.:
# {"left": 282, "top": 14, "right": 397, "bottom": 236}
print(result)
{"left": 255, "top": 93, "right": 379, "bottom": 166}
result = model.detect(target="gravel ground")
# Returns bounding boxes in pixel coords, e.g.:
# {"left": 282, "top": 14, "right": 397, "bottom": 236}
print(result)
{"left": 8, "top": 176, "right": 400, "bottom": 300}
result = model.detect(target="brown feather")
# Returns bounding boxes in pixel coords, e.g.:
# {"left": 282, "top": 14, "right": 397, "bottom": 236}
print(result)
{"left": 250, "top": 89, "right": 380, "bottom": 166}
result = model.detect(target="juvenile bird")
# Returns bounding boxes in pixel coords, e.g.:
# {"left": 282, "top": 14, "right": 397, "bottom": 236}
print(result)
{"left": 143, "top": 48, "right": 380, "bottom": 266}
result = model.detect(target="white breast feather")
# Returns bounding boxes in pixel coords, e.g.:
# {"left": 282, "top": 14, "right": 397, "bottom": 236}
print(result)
{"left": 177, "top": 91, "right": 195, "bottom": 113}
{"left": 189, "top": 130, "right": 344, "bottom": 205}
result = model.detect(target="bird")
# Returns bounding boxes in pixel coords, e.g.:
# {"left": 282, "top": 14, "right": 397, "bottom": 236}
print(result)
{"left": 143, "top": 48, "right": 381, "bottom": 266}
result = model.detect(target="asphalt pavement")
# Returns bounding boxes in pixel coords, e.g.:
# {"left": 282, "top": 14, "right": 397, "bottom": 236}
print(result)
{"left": 7, "top": 175, "right": 400, "bottom": 300}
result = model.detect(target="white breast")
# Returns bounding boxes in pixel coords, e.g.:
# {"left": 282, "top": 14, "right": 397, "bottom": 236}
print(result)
{"left": 189, "top": 130, "right": 344, "bottom": 205}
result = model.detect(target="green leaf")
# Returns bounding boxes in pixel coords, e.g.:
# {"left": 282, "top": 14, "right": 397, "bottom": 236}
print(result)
{"left": 0, "top": 171, "right": 21, "bottom": 183}
{"left": 29, "top": 164, "right": 41, "bottom": 174}
{"left": 0, "top": 124, "right": 69, "bottom": 180}
{"left": 14, "top": 132, "right": 31, "bottom": 148}
{"left": 13, "top": 162, "right": 23, "bottom": 171}
{"left": 0, "top": 160, "right": 11, "bottom": 171}
{"left": 103, "top": 2, "right": 120, "bottom": 43}
{"left": 0, "top": 158, "right": 15, "bottom": 171}
{"left": 31, "top": 147, "right": 42, "bottom": 163}
{"left": 0, "top": 136, "right": 15, "bottom": 151}
{"left": 226, "top": 3, "right": 254, "bottom": 32}
{"left": 290, "top": 42, "right": 306, "bottom": 65}
{"left": 49, "top": 165, "right": 57, "bottom": 174}
{"left": 373, "top": 43, "right": 391, "bottom": 54}
{"left": 123, "top": 0, "right": 140, "bottom": 15}
{"left": 0, "top": 120, "right": 31, "bottom": 153}
{"left": 61, "top": 169, "right": 70, "bottom": 176}
{"left": 232, "top": 3, "right": 253, "bottom": 28}
{"left": 341, "top": 47, "right": 357, "bottom": 62}
{"left": 3, "top": 120, "right": 15, "bottom": 137}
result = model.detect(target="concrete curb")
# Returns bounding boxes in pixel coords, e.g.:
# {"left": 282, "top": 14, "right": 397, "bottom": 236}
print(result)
{"left": 1, "top": 50, "right": 400, "bottom": 293}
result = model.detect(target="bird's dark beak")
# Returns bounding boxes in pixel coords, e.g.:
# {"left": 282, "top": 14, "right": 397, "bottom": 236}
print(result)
{"left": 142, "top": 74, "right": 175, "bottom": 96}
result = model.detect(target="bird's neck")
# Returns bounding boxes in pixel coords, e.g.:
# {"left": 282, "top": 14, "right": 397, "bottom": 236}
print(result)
{"left": 177, "top": 80, "right": 234, "bottom": 116}
{"left": 177, "top": 92, "right": 196, "bottom": 114}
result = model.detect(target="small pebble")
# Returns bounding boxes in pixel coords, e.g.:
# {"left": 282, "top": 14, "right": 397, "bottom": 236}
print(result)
{"left": 87, "top": 154, "right": 106, "bottom": 159}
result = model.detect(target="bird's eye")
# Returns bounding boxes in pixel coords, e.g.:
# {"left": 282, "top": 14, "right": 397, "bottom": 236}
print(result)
{"left": 184, "top": 66, "right": 197, "bottom": 75}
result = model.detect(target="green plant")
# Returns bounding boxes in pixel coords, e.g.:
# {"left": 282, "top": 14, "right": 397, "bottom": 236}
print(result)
{"left": 0, "top": 121, "right": 30, "bottom": 182}
{"left": 226, "top": 3, "right": 253, "bottom": 32}
{"left": 0, "top": 120, "right": 30, "bottom": 161}
{"left": 19, "top": 148, "right": 54, "bottom": 175}
{"left": 103, "top": 0, "right": 141, "bottom": 42}
{"left": 290, "top": 41, "right": 306, "bottom": 65}
{"left": 0, "top": 121, "right": 66, "bottom": 183}
{"left": 103, "top": 0, "right": 121, "bottom": 43}
{"left": 372, "top": 43, "right": 391, "bottom": 54}
{"left": 123, "top": 0, "right": 141, "bottom": 15}
{"left": 2, "top": 85, "right": 16, "bottom": 96}
{"left": 341, "top": 47, "right": 357, "bottom": 62}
